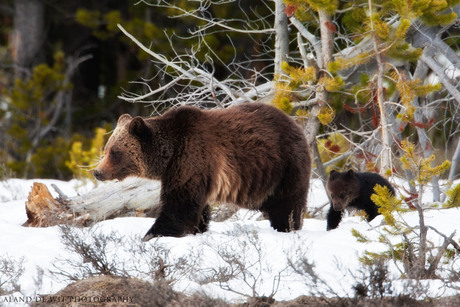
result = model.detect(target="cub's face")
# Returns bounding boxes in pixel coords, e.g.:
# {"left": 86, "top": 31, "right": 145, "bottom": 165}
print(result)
{"left": 326, "top": 170, "right": 360, "bottom": 211}
{"left": 94, "top": 114, "right": 147, "bottom": 181}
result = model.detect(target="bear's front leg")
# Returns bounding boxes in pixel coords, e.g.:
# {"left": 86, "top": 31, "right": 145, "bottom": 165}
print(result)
{"left": 142, "top": 212, "right": 185, "bottom": 241}
{"left": 142, "top": 191, "right": 208, "bottom": 241}
{"left": 326, "top": 205, "right": 343, "bottom": 230}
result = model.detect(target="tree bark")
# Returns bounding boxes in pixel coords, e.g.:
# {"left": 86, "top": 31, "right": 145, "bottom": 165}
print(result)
{"left": 449, "top": 137, "right": 460, "bottom": 182}
{"left": 274, "top": 0, "right": 289, "bottom": 76}
{"left": 367, "top": 0, "right": 392, "bottom": 174}
{"left": 411, "top": 56, "right": 442, "bottom": 201}
{"left": 12, "top": 0, "right": 45, "bottom": 79}
{"left": 304, "top": 9, "right": 334, "bottom": 148}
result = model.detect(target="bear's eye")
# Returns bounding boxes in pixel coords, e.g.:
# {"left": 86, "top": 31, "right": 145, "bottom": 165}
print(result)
{"left": 339, "top": 192, "right": 345, "bottom": 199}
{"left": 110, "top": 149, "right": 120, "bottom": 159}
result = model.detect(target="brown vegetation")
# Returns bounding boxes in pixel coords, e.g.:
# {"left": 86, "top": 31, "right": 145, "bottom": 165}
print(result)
{"left": 33, "top": 276, "right": 460, "bottom": 307}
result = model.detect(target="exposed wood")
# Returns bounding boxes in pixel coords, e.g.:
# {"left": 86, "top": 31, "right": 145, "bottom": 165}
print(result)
{"left": 25, "top": 182, "right": 68, "bottom": 227}
{"left": 24, "top": 177, "right": 162, "bottom": 227}
{"left": 24, "top": 177, "right": 240, "bottom": 227}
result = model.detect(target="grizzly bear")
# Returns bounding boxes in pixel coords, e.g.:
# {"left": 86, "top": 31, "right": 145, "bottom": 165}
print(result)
{"left": 93, "top": 103, "right": 311, "bottom": 241}
{"left": 326, "top": 170, "right": 395, "bottom": 230}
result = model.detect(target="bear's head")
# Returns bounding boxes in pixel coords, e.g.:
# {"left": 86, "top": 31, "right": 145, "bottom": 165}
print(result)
{"left": 93, "top": 114, "right": 172, "bottom": 181}
{"left": 326, "top": 170, "right": 360, "bottom": 211}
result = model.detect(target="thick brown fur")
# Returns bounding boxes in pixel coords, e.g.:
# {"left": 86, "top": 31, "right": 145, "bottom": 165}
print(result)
{"left": 94, "top": 103, "right": 312, "bottom": 240}
{"left": 326, "top": 170, "right": 395, "bottom": 230}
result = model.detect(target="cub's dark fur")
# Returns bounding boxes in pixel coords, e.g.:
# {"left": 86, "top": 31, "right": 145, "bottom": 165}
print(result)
{"left": 94, "top": 103, "right": 312, "bottom": 240}
{"left": 326, "top": 170, "right": 395, "bottom": 230}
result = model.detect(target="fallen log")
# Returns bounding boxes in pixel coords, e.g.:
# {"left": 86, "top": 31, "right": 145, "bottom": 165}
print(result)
{"left": 24, "top": 177, "right": 240, "bottom": 227}
{"left": 24, "top": 177, "right": 162, "bottom": 227}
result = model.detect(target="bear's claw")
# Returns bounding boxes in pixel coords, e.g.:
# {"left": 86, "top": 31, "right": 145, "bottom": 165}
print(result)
{"left": 142, "top": 233, "right": 156, "bottom": 242}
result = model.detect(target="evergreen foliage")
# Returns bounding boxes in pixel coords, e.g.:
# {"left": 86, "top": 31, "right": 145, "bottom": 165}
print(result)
{"left": 273, "top": 62, "right": 317, "bottom": 115}
{"left": 352, "top": 138, "right": 454, "bottom": 280}
{"left": 66, "top": 128, "right": 108, "bottom": 183}
{"left": 443, "top": 183, "right": 460, "bottom": 208}
{"left": 400, "top": 139, "right": 451, "bottom": 186}
{"left": 371, "top": 184, "right": 404, "bottom": 227}
{"left": 4, "top": 52, "right": 71, "bottom": 178}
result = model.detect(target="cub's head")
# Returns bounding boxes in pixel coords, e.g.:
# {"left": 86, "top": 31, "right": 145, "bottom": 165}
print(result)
{"left": 93, "top": 114, "right": 172, "bottom": 181}
{"left": 326, "top": 170, "right": 360, "bottom": 211}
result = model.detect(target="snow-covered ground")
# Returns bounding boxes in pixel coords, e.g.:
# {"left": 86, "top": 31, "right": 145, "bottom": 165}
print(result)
{"left": 0, "top": 178, "right": 459, "bottom": 305}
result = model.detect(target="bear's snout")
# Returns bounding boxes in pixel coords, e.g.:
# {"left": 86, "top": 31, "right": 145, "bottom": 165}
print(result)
{"left": 93, "top": 169, "right": 105, "bottom": 181}
{"left": 332, "top": 202, "right": 346, "bottom": 211}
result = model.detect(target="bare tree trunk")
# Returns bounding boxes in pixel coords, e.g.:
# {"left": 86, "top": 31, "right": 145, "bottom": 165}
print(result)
{"left": 312, "top": 140, "right": 332, "bottom": 203}
{"left": 304, "top": 9, "right": 334, "bottom": 148}
{"left": 367, "top": 0, "right": 391, "bottom": 174}
{"left": 449, "top": 137, "right": 460, "bottom": 182}
{"left": 318, "top": 10, "right": 332, "bottom": 70}
{"left": 274, "top": 0, "right": 289, "bottom": 76}
{"left": 412, "top": 56, "right": 441, "bottom": 201}
{"left": 12, "top": 0, "right": 45, "bottom": 79}
{"left": 414, "top": 191, "right": 428, "bottom": 278}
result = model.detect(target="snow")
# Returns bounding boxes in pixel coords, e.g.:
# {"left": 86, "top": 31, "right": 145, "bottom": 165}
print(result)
{"left": 0, "top": 178, "right": 459, "bottom": 305}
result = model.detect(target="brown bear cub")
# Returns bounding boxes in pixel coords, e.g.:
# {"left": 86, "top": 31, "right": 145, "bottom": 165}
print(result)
{"left": 94, "top": 103, "right": 312, "bottom": 241}
{"left": 326, "top": 170, "right": 395, "bottom": 230}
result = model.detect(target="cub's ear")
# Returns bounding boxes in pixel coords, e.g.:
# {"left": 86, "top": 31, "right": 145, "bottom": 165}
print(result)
{"left": 345, "top": 169, "right": 355, "bottom": 178}
{"left": 118, "top": 114, "right": 132, "bottom": 125}
{"left": 329, "top": 170, "right": 337, "bottom": 178}
{"left": 129, "top": 116, "right": 151, "bottom": 138}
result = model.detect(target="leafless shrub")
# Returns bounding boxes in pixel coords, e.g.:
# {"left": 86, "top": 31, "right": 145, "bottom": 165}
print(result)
{"left": 124, "top": 236, "right": 203, "bottom": 285}
{"left": 0, "top": 255, "right": 25, "bottom": 295}
{"left": 286, "top": 251, "right": 352, "bottom": 306}
{"left": 0, "top": 165, "right": 21, "bottom": 202}
{"left": 196, "top": 224, "right": 286, "bottom": 300}
{"left": 351, "top": 256, "right": 393, "bottom": 299}
{"left": 50, "top": 225, "right": 124, "bottom": 280}
{"left": 49, "top": 225, "right": 199, "bottom": 286}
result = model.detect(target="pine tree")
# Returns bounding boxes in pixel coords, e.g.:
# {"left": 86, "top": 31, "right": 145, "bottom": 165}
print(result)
{"left": 352, "top": 138, "right": 455, "bottom": 279}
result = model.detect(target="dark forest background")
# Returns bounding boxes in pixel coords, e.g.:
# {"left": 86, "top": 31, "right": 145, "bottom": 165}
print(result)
{"left": 0, "top": 0, "right": 273, "bottom": 179}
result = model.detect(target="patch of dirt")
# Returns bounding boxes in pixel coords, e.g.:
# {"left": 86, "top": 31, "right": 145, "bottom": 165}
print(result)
{"left": 32, "top": 276, "right": 460, "bottom": 307}
{"left": 267, "top": 295, "right": 460, "bottom": 307}
{"left": 32, "top": 275, "right": 224, "bottom": 307}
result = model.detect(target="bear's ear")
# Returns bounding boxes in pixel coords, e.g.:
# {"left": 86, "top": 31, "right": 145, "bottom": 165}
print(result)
{"left": 345, "top": 169, "right": 355, "bottom": 178}
{"left": 118, "top": 114, "right": 132, "bottom": 125}
{"left": 129, "top": 116, "right": 151, "bottom": 139}
{"left": 329, "top": 170, "right": 337, "bottom": 178}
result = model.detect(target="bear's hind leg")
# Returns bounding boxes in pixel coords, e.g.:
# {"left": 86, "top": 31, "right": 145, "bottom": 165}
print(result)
{"left": 261, "top": 191, "right": 306, "bottom": 232}
{"left": 364, "top": 207, "right": 379, "bottom": 222}
{"left": 195, "top": 204, "right": 211, "bottom": 234}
